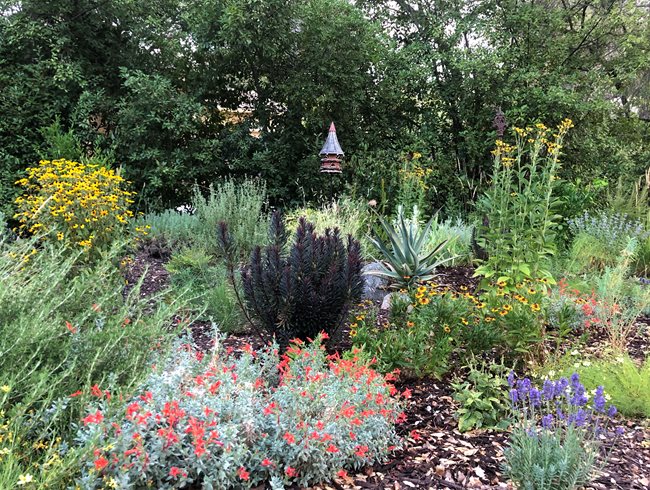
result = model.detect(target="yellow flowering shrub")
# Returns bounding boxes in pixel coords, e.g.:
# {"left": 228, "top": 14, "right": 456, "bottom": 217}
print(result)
{"left": 14, "top": 159, "right": 138, "bottom": 250}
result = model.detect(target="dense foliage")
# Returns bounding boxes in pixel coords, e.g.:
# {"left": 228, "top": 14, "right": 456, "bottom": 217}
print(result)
{"left": 1, "top": 0, "right": 648, "bottom": 216}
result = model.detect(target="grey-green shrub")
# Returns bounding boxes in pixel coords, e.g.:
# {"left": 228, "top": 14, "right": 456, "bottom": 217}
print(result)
{"left": 141, "top": 209, "right": 198, "bottom": 249}
{"left": 192, "top": 178, "right": 269, "bottom": 258}
{"left": 426, "top": 216, "right": 473, "bottom": 266}
{"left": 285, "top": 197, "right": 374, "bottom": 259}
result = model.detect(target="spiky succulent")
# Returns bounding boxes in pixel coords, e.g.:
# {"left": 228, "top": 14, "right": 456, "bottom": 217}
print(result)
{"left": 366, "top": 209, "right": 456, "bottom": 289}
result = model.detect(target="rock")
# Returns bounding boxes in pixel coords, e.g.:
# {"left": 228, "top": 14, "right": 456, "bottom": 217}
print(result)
{"left": 362, "top": 261, "right": 389, "bottom": 301}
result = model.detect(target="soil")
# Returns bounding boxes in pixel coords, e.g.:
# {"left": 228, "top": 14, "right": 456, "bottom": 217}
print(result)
{"left": 124, "top": 246, "right": 650, "bottom": 489}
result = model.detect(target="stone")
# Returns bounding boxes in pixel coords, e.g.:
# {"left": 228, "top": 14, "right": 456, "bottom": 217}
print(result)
{"left": 361, "top": 261, "right": 389, "bottom": 302}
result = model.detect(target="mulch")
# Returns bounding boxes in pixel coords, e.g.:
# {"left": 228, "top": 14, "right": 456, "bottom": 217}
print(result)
{"left": 123, "top": 246, "right": 650, "bottom": 489}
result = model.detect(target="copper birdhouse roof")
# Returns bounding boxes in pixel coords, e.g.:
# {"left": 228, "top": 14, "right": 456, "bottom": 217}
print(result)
{"left": 319, "top": 122, "right": 344, "bottom": 156}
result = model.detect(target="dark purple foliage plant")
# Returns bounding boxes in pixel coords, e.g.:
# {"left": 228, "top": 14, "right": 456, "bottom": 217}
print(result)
{"left": 218, "top": 211, "right": 363, "bottom": 348}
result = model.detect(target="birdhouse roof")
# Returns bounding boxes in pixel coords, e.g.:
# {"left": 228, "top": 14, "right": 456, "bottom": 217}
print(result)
{"left": 319, "top": 122, "right": 344, "bottom": 156}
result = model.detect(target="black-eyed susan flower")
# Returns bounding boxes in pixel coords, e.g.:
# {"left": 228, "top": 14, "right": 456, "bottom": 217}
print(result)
{"left": 530, "top": 303, "right": 541, "bottom": 312}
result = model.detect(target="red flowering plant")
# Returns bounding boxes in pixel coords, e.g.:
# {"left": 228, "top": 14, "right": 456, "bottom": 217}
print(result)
{"left": 75, "top": 333, "right": 404, "bottom": 489}
{"left": 548, "top": 277, "right": 649, "bottom": 351}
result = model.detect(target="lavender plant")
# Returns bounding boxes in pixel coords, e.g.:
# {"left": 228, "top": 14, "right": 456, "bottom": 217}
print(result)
{"left": 503, "top": 373, "right": 623, "bottom": 490}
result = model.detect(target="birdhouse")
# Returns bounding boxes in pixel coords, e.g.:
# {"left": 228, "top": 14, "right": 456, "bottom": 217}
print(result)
{"left": 319, "top": 122, "right": 344, "bottom": 174}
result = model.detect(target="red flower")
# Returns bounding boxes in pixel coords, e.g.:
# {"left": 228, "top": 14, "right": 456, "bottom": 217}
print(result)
{"left": 237, "top": 467, "right": 250, "bottom": 481}
{"left": 69, "top": 390, "right": 83, "bottom": 398}
{"left": 337, "top": 469, "right": 348, "bottom": 478}
{"left": 83, "top": 410, "right": 104, "bottom": 426}
{"left": 126, "top": 402, "right": 141, "bottom": 419}
{"left": 285, "top": 466, "right": 298, "bottom": 478}
{"left": 283, "top": 432, "right": 296, "bottom": 444}
{"left": 410, "top": 429, "right": 422, "bottom": 441}
{"left": 402, "top": 388, "right": 412, "bottom": 399}
{"left": 326, "top": 444, "right": 339, "bottom": 453}
{"left": 94, "top": 456, "right": 109, "bottom": 471}
{"left": 65, "top": 321, "right": 77, "bottom": 334}
{"left": 261, "top": 458, "right": 273, "bottom": 467}
{"left": 91, "top": 384, "right": 103, "bottom": 398}
{"left": 169, "top": 466, "right": 183, "bottom": 478}
{"left": 354, "top": 445, "right": 369, "bottom": 458}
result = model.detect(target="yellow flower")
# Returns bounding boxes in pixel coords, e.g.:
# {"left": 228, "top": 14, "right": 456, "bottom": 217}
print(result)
{"left": 460, "top": 317, "right": 469, "bottom": 325}
{"left": 443, "top": 325, "right": 451, "bottom": 333}
{"left": 497, "top": 281, "right": 507, "bottom": 288}
{"left": 0, "top": 386, "right": 9, "bottom": 393}
{"left": 406, "top": 321, "right": 415, "bottom": 328}
{"left": 485, "top": 316, "right": 495, "bottom": 323}
{"left": 418, "top": 297, "right": 430, "bottom": 305}
{"left": 530, "top": 303, "right": 541, "bottom": 312}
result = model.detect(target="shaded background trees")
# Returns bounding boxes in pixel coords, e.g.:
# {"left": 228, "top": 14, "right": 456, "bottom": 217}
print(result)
{"left": 1, "top": 0, "right": 648, "bottom": 215}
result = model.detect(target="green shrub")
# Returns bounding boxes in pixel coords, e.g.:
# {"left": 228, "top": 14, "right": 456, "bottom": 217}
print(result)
{"left": 451, "top": 358, "right": 512, "bottom": 432}
{"left": 166, "top": 246, "right": 244, "bottom": 332}
{"left": 193, "top": 178, "right": 269, "bottom": 258}
{"left": 0, "top": 239, "right": 186, "bottom": 486}
{"left": 556, "top": 355, "right": 650, "bottom": 418}
{"left": 220, "top": 212, "right": 363, "bottom": 347}
{"left": 352, "top": 286, "right": 463, "bottom": 379}
{"left": 285, "top": 197, "right": 374, "bottom": 259}
{"left": 475, "top": 120, "right": 573, "bottom": 286}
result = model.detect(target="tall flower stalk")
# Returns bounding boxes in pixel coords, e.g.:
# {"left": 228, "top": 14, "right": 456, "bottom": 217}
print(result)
{"left": 475, "top": 119, "right": 574, "bottom": 287}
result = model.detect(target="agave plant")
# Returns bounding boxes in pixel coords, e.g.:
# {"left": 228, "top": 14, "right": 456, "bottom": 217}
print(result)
{"left": 366, "top": 207, "right": 456, "bottom": 289}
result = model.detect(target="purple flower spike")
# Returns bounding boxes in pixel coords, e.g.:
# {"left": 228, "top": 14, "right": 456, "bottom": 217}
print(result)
{"left": 529, "top": 388, "right": 541, "bottom": 407}
{"left": 570, "top": 408, "right": 587, "bottom": 427}
{"left": 507, "top": 370, "right": 515, "bottom": 388}
{"left": 542, "top": 380, "right": 554, "bottom": 400}
{"left": 593, "top": 386, "right": 606, "bottom": 412}
{"left": 509, "top": 389, "right": 519, "bottom": 403}
{"left": 570, "top": 372, "right": 581, "bottom": 389}
{"left": 554, "top": 377, "right": 569, "bottom": 397}
{"left": 541, "top": 414, "right": 553, "bottom": 429}
{"left": 607, "top": 405, "right": 617, "bottom": 417}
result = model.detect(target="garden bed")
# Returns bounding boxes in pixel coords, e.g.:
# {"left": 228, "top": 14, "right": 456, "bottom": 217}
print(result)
{"left": 126, "top": 247, "right": 650, "bottom": 490}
